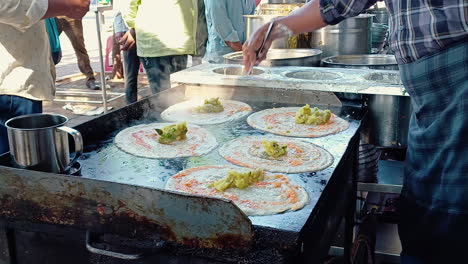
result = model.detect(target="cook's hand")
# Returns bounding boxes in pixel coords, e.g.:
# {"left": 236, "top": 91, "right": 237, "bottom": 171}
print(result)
{"left": 225, "top": 41, "right": 243, "bottom": 52}
{"left": 63, "top": 0, "right": 90, "bottom": 19}
{"left": 119, "top": 28, "right": 136, "bottom": 51}
{"left": 242, "top": 23, "right": 272, "bottom": 74}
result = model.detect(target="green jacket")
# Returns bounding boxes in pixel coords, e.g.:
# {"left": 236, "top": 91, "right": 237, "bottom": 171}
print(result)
{"left": 120, "top": 0, "right": 198, "bottom": 57}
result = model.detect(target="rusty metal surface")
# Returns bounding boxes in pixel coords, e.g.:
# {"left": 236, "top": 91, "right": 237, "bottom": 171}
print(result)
{"left": 0, "top": 165, "right": 252, "bottom": 250}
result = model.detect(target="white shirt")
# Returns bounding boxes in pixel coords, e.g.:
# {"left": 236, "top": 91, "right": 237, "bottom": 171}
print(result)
{"left": 0, "top": 0, "right": 55, "bottom": 101}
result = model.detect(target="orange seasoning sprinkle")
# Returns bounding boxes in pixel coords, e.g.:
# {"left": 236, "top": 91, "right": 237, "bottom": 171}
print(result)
{"left": 289, "top": 159, "right": 304, "bottom": 166}
{"left": 286, "top": 189, "right": 298, "bottom": 203}
{"left": 225, "top": 156, "right": 251, "bottom": 168}
{"left": 286, "top": 143, "right": 304, "bottom": 153}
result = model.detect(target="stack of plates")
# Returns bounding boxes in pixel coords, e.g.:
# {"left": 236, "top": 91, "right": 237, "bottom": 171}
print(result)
{"left": 371, "top": 23, "right": 389, "bottom": 50}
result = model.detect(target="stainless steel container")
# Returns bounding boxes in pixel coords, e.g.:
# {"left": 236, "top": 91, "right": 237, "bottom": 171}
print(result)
{"left": 309, "top": 14, "right": 374, "bottom": 58}
{"left": 224, "top": 48, "right": 322, "bottom": 67}
{"left": 367, "top": 95, "right": 411, "bottom": 147}
{"left": 321, "top": 54, "right": 410, "bottom": 147}
{"left": 366, "top": 7, "right": 389, "bottom": 24}
{"left": 245, "top": 15, "right": 288, "bottom": 48}
{"left": 321, "top": 55, "right": 398, "bottom": 70}
{"left": 256, "top": 3, "right": 304, "bottom": 15}
{"left": 5, "top": 113, "right": 83, "bottom": 173}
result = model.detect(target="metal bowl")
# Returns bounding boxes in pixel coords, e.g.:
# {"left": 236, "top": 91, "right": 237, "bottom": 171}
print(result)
{"left": 321, "top": 55, "right": 398, "bottom": 70}
{"left": 212, "top": 66, "right": 264, "bottom": 76}
{"left": 363, "top": 72, "right": 403, "bottom": 85}
{"left": 283, "top": 70, "right": 342, "bottom": 80}
{"left": 224, "top": 49, "right": 322, "bottom": 67}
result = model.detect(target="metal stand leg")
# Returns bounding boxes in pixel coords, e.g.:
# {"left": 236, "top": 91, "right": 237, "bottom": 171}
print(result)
{"left": 343, "top": 144, "right": 358, "bottom": 264}
{"left": 95, "top": 11, "right": 108, "bottom": 114}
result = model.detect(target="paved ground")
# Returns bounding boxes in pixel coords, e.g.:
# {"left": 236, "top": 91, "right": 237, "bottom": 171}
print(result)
{"left": 46, "top": 12, "right": 131, "bottom": 126}
{"left": 48, "top": 11, "right": 191, "bottom": 127}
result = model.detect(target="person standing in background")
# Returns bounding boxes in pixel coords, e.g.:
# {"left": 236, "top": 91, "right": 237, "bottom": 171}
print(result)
{"left": 114, "top": 11, "right": 140, "bottom": 104}
{"left": 120, "top": 0, "right": 198, "bottom": 95}
{"left": 56, "top": 16, "right": 100, "bottom": 90}
{"left": 192, "top": 0, "right": 208, "bottom": 66}
{"left": 0, "top": 0, "right": 90, "bottom": 154}
{"left": 203, "top": 0, "right": 256, "bottom": 63}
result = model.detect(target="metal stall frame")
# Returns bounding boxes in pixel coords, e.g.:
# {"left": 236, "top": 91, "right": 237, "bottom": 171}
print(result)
{"left": 54, "top": 5, "right": 124, "bottom": 113}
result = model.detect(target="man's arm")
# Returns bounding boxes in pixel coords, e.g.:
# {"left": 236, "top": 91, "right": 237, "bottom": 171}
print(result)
{"left": 0, "top": 0, "right": 89, "bottom": 30}
{"left": 42, "top": 0, "right": 90, "bottom": 20}
{"left": 205, "top": 0, "right": 242, "bottom": 51}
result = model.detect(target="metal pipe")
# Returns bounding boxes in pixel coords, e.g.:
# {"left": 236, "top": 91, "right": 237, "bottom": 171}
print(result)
{"left": 95, "top": 10, "right": 108, "bottom": 114}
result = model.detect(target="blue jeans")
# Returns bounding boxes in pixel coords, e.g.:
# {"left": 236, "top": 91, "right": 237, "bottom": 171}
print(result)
{"left": 0, "top": 95, "right": 43, "bottom": 154}
{"left": 123, "top": 47, "right": 141, "bottom": 104}
{"left": 140, "top": 55, "right": 187, "bottom": 95}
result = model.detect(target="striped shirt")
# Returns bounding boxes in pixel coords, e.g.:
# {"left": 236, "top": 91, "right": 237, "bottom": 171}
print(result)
{"left": 320, "top": 0, "right": 468, "bottom": 64}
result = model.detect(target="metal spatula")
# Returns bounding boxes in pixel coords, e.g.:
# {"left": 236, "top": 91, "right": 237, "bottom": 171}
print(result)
{"left": 246, "top": 22, "right": 274, "bottom": 75}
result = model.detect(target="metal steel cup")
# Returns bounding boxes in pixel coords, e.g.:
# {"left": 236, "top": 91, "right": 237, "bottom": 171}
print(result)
{"left": 5, "top": 114, "right": 83, "bottom": 173}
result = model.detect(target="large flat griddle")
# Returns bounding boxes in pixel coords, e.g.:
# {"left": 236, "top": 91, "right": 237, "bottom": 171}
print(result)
{"left": 0, "top": 84, "right": 362, "bottom": 263}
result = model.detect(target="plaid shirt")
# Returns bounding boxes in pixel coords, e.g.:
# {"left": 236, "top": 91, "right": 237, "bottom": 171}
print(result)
{"left": 399, "top": 42, "right": 468, "bottom": 214}
{"left": 320, "top": 0, "right": 468, "bottom": 64}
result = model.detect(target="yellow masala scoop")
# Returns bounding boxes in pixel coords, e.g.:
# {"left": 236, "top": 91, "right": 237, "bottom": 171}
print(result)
{"left": 262, "top": 140, "right": 287, "bottom": 158}
{"left": 295, "top": 104, "right": 332, "bottom": 125}
{"left": 195, "top": 97, "right": 224, "bottom": 113}
{"left": 155, "top": 121, "right": 188, "bottom": 144}
{"left": 209, "top": 169, "right": 264, "bottom": 192}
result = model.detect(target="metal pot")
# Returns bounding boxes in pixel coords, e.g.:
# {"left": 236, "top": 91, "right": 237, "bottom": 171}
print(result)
{"left": 5, "top": 113, "right": 83, "bottom": 173}
{"left": 224, "top": 48, "right": 322, "bottom": 67}
{"left": 245, "top": 15, "right": 289, "bottom": 48}
{"left": 321, "top": 55, "right": 398, "bottom": 70}
{"left": 309, "top": 14, "right": 374, "bottom": 58}
{"left": 366, "top": 95, "right": 411, "bottom": 147}
{"left": 366, "top": 7, "right": 389, "bottom": 25}
{"left": 320, "top": 54, "right": 410, "bottom": 147}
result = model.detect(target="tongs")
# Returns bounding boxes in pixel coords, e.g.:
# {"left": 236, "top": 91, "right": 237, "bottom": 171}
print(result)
{"left": 246, "top": 22, "right": 274, "bottom": 75}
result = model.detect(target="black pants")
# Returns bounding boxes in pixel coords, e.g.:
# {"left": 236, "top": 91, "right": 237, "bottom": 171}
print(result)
{"left": 122, "top": 47, "right": 140, "bottom": 104}
{"left": 140, "top": 55, "right": 187, "bottom": 95}
{"left": 398, "top": 197, "right": 468, "bottom": 264}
